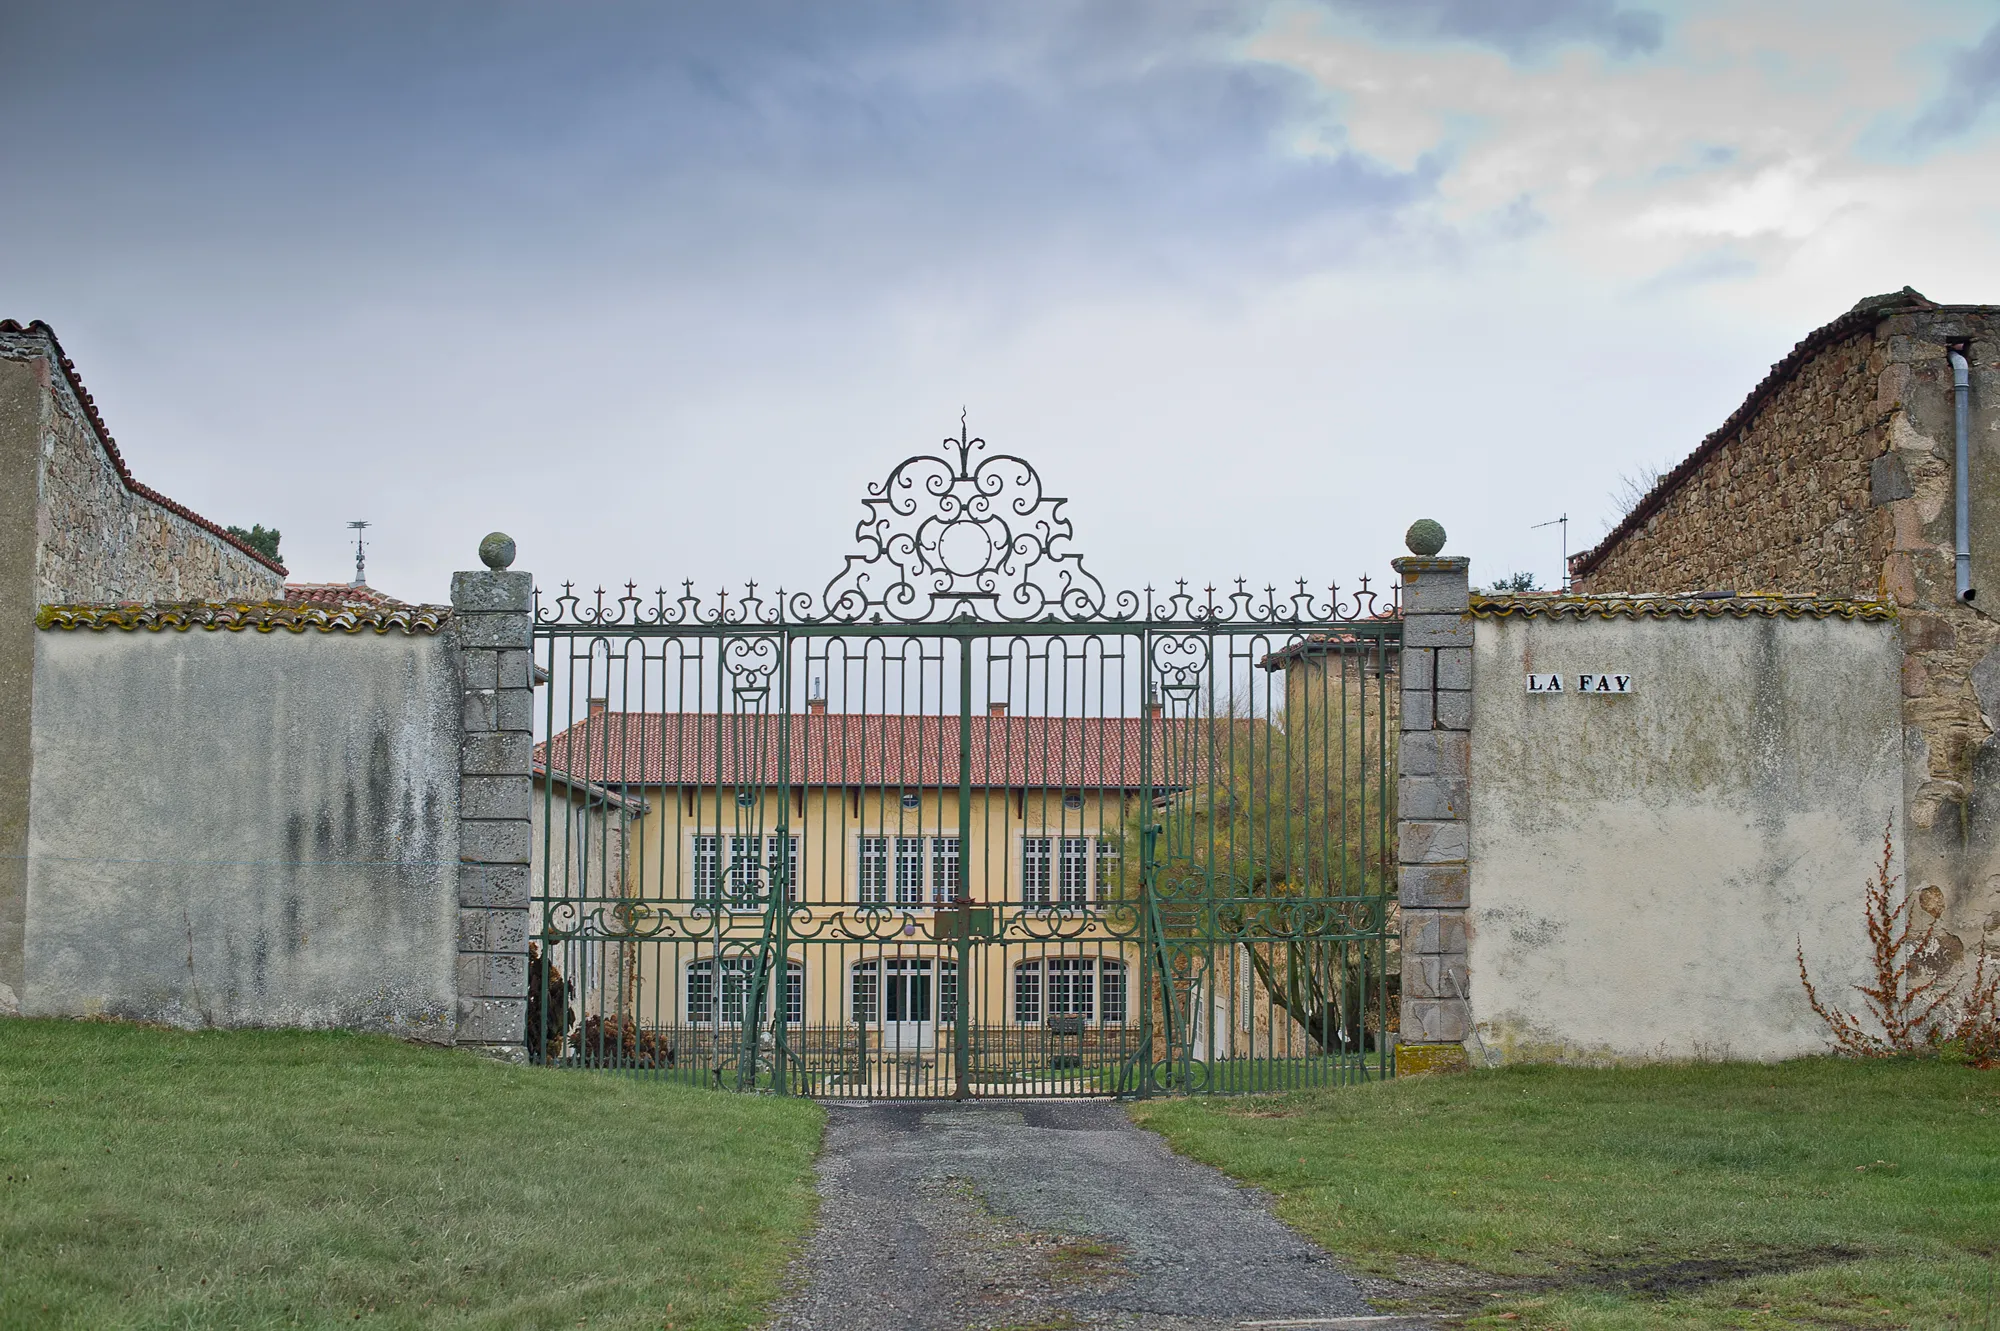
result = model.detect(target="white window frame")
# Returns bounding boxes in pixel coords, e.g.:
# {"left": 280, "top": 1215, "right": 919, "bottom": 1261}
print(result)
{"left": 930, "top": 836, "right": 960, "bottom": 903}
{"left": 858, "top": 837, "right": 889, "bottom": 904}
{"left": 894, "top": 836, "right": 925, "bottom": 905}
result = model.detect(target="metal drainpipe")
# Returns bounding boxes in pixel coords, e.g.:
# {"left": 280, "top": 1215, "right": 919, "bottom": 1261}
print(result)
{"left": 1953, "top": 347, "right": 1975, "bottom": 602}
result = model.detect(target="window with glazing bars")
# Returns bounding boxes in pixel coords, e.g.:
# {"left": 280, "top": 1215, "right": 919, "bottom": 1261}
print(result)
{"left": 1013, "top": 959, "right": 1041, "bottom": 1023}
{"left": 1094, "top": 839, "right": 1119, "bottom": 898}
{"left": 930, "top": 837, "right": 960, "bottom": 903}
{"left": 692, "top": 835, "right": 722, "bottom": 899}
{"left": 1022, "top": 838, "right": 1052, "bottom": 904}
{"left": 768, "top": 834, "right": 800, "bottom": 903}
{"left": 858, "top": 837, "right": 888, "bottom": 903}
{"left": 687, "top": 958, "right": 803, "bottom": 1025}
{"left": 895, "top": 837, "right": 924, "bottom": 905}
{"left": 1099, "top": 960, "right": 1127, "bottom": 1024}
{"left": 851, "top": 961, "right": 878, "bottom": 1024}
{"left": 1058, "top": 838, "right": 1089, "bottom": 906}
{"left": 1045, "top": 957, "right": 1093, "bottom": 1018}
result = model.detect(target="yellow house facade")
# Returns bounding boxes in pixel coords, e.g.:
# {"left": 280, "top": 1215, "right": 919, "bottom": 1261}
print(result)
{"left": 534, "top": 702, "right": 1171, "bottom": 1090}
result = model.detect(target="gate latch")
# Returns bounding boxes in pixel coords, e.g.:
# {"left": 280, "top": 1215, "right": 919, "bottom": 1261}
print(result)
{"left": 932, "top": 903, "right": 995, "bottom": 941}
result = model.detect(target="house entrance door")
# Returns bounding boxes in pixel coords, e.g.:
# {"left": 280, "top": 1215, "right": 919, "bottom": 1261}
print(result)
{"left": 880, "top": 958, "right": 935, "bottom": 1056}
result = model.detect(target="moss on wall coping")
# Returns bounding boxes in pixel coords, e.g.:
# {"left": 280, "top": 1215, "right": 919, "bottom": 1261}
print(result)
{"left": 36, "top": 601, "right": 452, "bottom": 635}
{"left": 1469, "top": 593, "right": 1896, "bottom": 622}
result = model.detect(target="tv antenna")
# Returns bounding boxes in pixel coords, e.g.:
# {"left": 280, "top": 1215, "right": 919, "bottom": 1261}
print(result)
{"left": 348, "top": 521, "right": 370, "bottom": 587}
{"left": 1533, "top": 514, "right": 1570, "bottom": 592}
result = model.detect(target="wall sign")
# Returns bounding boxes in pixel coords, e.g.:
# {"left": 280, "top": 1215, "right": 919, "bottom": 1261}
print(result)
{"left": 1527, "top": 673, "right": 1633, "bottom": 695}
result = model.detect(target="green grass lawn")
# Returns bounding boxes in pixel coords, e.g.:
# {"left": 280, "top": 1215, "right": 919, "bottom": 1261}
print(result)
{"left": 0, "top": 1019, "right": 824, "bottom": 1330}
{"left": 1132, "top": 1059, "right": 2000, "bottom": 1330}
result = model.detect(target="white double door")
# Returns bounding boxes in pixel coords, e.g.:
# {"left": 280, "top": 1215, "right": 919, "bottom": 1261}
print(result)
{"left": 880, "top": 957, "right": 937, "bottom": 1055}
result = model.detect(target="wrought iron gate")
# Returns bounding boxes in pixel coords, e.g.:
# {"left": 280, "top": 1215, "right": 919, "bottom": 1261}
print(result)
{"left": 528, "top": 427, "right": 1399, "bottom": 1097}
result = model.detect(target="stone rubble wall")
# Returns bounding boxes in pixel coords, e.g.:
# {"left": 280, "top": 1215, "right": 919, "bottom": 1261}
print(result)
{"left": 1575, "top": 325, "right": 1890, "bottom": 600}
{"left": 1578, "top": 305, "right": 2000, "bottom": 1003}
{"left": 0, "top": 328, "right": 283, "bottom": 604}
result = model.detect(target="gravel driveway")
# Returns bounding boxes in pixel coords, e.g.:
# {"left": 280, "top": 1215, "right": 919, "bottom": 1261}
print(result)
{"left": 767, "top": 1099, "right": 1434, "bottom": 1331}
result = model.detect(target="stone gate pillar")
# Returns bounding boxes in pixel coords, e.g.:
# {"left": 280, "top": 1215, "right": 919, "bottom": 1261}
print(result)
{"left": 452, "top": 532, "right": 533, "bottom": 1059}
{"left": 1394, "top": 521, "right": 1472, "bottom": 1074}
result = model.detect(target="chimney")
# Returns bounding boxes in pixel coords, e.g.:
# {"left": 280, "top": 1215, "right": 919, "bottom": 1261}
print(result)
{"left": 808, "top": 698, "right": 827, "bottom": 716}
{"left": 1145, "top": 701, "right": 1162, "bottom": 718}
{"left": 988, "top": 702, "right": 1009, "bottom": 717}
{"left": 587, "top": 697, "right": 607, "bottom": 719}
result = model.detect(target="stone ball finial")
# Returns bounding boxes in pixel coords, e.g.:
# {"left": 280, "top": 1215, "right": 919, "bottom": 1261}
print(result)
{"left": 1404, "top": 519, "right": 1447, "bottom": 558}
{"left": 478, "top": 532, "right": 517, "bottom": 570}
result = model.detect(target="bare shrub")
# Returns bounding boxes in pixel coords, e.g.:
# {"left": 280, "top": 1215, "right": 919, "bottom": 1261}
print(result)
{"left": 1798, "top": 822, "right": 2000, "bottom": 1065}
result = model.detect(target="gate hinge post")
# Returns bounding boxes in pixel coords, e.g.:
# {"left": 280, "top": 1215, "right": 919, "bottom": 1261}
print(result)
{"left": 453, "top": 532, "right": 536, "bottom": 1062}
{"left": 1393, "top": 522, "right": 1474, "bottom": 1075}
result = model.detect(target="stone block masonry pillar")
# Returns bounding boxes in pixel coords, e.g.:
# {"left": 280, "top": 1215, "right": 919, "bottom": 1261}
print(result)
{"left": 1393, "top": 519, "right": 1472, "bottom": 1075}
{"left": 452, "top": 532, "right": 533, "bottom": 1059}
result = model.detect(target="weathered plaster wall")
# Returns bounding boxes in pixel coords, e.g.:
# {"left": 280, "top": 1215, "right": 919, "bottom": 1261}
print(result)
{"left": 24, "top": 624, "right": 461, "bottom": 1037}
{"left": 1468, "top": 610, "right": 1903, "bottom": 1062}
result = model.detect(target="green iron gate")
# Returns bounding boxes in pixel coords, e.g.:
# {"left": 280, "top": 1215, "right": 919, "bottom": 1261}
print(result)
{"left": 528, "top": 427, "right": 1399, "bottom": 1097}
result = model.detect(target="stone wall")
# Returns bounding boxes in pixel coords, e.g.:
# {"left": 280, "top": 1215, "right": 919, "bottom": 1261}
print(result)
{"left": 1573, "top": 292, "right": 2000, "bottom": 1010}
{"left": 1575, "top": 323, "right": 1888, "bottom": 599}
{"left": 1467, "top": 600, "right": 1904, "bottom": 1062}
{"left": 0, "top": 323, "right": 284, "bottom": 604}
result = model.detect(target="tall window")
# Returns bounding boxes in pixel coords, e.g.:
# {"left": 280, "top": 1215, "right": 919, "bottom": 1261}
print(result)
{"left": 895, "top": 837, "right": 925, "bottom": 905}
{"left": 1099, "top": 960, "right": 1127, "bottom": 1024}
{"left": 688, "top": 958, "right": 803, "bottom": 1025}
{"left": 1058, "top": 838, "right": 1090, "bottom": 907}
{"left": 767, "top": 834, "right": 800, "bottom": 903}
{"left": 1094, "top": 840, "right": 1119, "bottom": 899}
{"left": 693, "top": 835, "right": 722, "bottom": 900}
{"left": 1022, "top": 838, "right": 1052, "bottom": 904}
{"left": 727, "top": 834, "right": 762, "bottom": 908}
{"left": 859, "top": 837, "right": 889, "bottom": 903}
{"left": 930, "top": 837, "right": 960, "bottom": 903}
{"left": 1013, "top": 959, "right": 1041, "bottom": 1024}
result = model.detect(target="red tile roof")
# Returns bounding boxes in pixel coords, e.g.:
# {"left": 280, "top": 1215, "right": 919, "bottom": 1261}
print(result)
{"left": 0, "top": 319, "right": 287, "bottom": 575}
{"left": 284, "top": 582, "right": 409, "bottom": 608}
{"left": 536, "top": 712, "right": 1237, "bottom": 791}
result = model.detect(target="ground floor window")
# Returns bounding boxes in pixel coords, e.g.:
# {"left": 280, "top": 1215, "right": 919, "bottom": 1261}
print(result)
{"left": 1013, "top": 957, "right": 1126, "bottom": 1024}
{"left": 687, "top": 956, "right": 804, "bottom": 1025}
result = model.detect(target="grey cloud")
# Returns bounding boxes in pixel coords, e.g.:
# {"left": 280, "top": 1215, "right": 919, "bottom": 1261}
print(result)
{"left": 1318, "top": 0, "right": 1664, "bottom": 59}
{"left": 1909, "top": 17, "right": 2000, "bottom": 141}
{"left": 0, "top": 1, "right": 1438, "bottom": 305}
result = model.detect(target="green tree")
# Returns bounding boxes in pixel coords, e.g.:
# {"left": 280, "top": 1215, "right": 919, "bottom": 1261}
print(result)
{"left": 1115, "top": 661, "right": 1398, "bottom": 1056}
{"left": 1487, "top": 571, "right": 1540, "bottom": 594}
{"left": 226, "top": 524, "right": 282, "bottom": 563}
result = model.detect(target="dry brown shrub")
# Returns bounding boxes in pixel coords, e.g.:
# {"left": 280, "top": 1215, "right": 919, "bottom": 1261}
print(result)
{"left": 1796, "top": 821, "right": 1982, "bottom": 1058}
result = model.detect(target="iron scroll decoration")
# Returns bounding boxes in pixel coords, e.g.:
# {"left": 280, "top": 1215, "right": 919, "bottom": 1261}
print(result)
{"left": 534, "top": 421, "right": 1399, "bottom": 627}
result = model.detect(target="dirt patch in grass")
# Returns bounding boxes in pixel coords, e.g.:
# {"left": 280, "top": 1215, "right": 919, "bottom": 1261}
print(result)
{"left": 1356, "top": 1245, "right": 1869, "bottom": 1316}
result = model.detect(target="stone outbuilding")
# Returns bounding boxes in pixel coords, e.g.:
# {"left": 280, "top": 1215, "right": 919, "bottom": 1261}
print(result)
{"left": 1571, "top": 287, "right": 2000, "bottom": 991}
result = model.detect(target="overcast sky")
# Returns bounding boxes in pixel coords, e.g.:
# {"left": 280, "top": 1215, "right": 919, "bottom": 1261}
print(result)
{"left": 5, "top": 1, "right": 1999, "bottom": 605}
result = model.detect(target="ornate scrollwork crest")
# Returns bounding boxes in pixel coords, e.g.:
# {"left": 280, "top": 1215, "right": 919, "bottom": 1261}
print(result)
{"left": 532, "top": 419, "right": 1400, "bottom": 629}
{"left": 818, "top": 417, "right": 1136, "bottom": 624}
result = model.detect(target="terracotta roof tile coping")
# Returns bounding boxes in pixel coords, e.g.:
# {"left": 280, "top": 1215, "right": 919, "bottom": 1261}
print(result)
{"left": 0, "top": 318, "right": 287, "bottom": 575}
{"left": 1470, "top": 593, "right": 1896, "bottom": 621}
